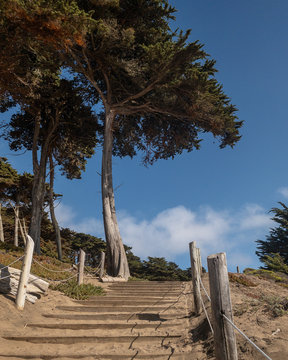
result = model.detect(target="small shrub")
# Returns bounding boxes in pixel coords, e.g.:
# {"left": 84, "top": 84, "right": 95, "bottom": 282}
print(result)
{"left": 229, "top": 273, "right": 257, "bottom": 287}
{"left": 261, "top": 295, "right": 288, "bottom": 317}
{"left": 233, "top": 303, "right": 249, "bottom": 316}
{"left": 51, "top": 280, "right": 105, "bottom": 299}
{"left": 243, "top": 268, "right": 286, "bottom": 283}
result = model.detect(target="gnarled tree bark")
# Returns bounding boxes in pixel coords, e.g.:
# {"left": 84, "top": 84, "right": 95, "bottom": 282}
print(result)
{"left": 102, "top": 109, "right": 130, "bottom": 279}
{"left": 48, "top": 155, "right": 62, "bottom": 260}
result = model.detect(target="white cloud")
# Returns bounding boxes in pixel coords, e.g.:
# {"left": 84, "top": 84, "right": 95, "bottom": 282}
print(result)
{"left": 55, "top": 203, "right": 103, "bottom": 235}
{"left": 118, "top": 204, "right": 273, "bottom": 269}
{"left": 277, "top": 187, "right": 288, "bottom": 199}
{"left": 55, "top": 202, "right": 273, "bottom": 270}
{"left": 238, "top": 204, "right": 271, "bottom": 229}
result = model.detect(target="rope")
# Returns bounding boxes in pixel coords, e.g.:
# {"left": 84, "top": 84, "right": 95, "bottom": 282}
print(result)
{"left": 85, "top": 263, "right": 101, "bottom": 275}
{"left": 199, "top": 290, "right": 214, "bottom": 334}
{"left": 29, "top": 272, "right": 79, "bottom": 284}
{"left": 0, "top": 255, "right": 24, "bottom": 270}
{"left": 32, "top": 258, "right": 74, "bottom": 273}
{"left": 194, "top": 262, "right": 211, "bottom": 302}
{"left": 0, "top": 274, "right": 13, "bottom": 281}
{"left": 193, "top": 263, "right": 214, "bottom": 334}
{"left": 222, "top": 313, "right": 272, "bottom": 360}
{"left": 199, "top": 275, "right": 211, "bottom": 302}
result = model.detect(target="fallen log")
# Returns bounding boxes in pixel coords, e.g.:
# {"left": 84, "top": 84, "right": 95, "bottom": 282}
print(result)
{"left": 0, "top": 264, "right": 49, "bottom": 303}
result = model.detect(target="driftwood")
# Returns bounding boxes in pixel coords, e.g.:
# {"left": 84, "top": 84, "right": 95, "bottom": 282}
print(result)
{"left": 0, "top": 264, "right": 49, "bottom": 304}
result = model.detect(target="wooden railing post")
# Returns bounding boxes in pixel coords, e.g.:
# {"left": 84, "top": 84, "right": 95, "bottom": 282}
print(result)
{"left": 189, "top": 241, "right": 201, "bottom": 315}
{"left": 196, "top": 247, "right": 202, "bottom": 277}
{"left": 99, "top": 251, "right": 105, "bottom": 279}
{"left": 16, "top": 235, "right": 34, "bottom": 310}
{"left": 77, "top": 249, "right": 85, "bottom": 285}
{"left": 207, "top": 252, "right": 238, "bottom": 360}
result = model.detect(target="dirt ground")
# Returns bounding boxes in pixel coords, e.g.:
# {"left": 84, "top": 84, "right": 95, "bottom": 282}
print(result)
{"left": 0, "top": 274, "right": 287, "bottom": 359}
{"left": 192, "top": 273, "right": 288, "bottom": 359}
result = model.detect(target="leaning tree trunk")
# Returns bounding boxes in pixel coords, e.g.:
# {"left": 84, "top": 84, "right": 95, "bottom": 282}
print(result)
{"left": 102, "top": 110, "right": 130, "bottom": 279}
{"left": 0, "top": 203, "right": 4, "bottom": 243}
{"left": 48, "top": 155, "right": 62, "bottom": 260}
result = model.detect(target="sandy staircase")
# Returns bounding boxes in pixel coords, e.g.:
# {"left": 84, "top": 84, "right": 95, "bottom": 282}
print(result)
{"left": 1, "top": 281, "right": 194, "bottom": 359}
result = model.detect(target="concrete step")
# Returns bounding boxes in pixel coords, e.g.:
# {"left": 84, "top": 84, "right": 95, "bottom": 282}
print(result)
{"left": 89, "top": 295, "right": 179, "bottom": 300}
{"left": 0, "top": 352, "right": 193, "bottom": 359}
{"left": 43, "top": 312, "right": 188, "bottom": 321}
{"left": 106, "top": 291, "right": 182, "bottom": 296}
{"left": 56, "top": 305, "right": 179, "bottom": 313}
{"left": 4, "top": 334, "right": 182, "bottom": 345}
{"left": 112, "top": 281, "right": 184, "bottom": 285}
{"left": 107, "top": 285, "right": 183, "bottom": 290}
{"left": 74, "top": 299, "right": 176, "bottom": 306}
{"left": 26, "top": 322, "right": 183, "bottom": 330}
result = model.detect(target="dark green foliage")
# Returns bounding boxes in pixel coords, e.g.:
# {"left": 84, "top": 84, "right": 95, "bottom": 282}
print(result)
{"left": 126, "top": 253, "right": 190, "bottom": 281}
{"left": 262, "top": 253, "right": 288, "bottom": 275}
{"left": 142, "top": 257, "right": 190, "bottom": 281}
{"left": 125, "top": 245, "right": 144, "bottom": 278}
{"left": 256, "top": 202, "right": 288, "bottom": 266}
{"left": 64, "top": 230, "right": 106, "bottom": 267}
{"left": 73, "top": 0, "right": 242, "bottom": 165}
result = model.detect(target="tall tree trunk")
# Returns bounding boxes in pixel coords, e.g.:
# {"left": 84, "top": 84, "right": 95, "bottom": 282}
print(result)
{"left": 48, "top": 155, "right": 62, "bottom": 260}
{"left": 29, "top": 114, "right": 58, "bottom": 254}
{"left": 29, "top": 116, "right": 47, "bottom": 253}
{"left": 14, "top": 194, "right": 20, "bottom": 247}
{"left": 29, "top": 163, "right": 47, "bottom": 253}
{"left": 0, "top": 203, "right": 4, "bottom": 243}
{"left": 102, "top": 109, "right": 130, "bottom": 279}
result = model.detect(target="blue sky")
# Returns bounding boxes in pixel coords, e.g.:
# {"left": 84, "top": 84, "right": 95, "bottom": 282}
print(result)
{"left": 1, "top": 0, "right": 288, "bottom": 271}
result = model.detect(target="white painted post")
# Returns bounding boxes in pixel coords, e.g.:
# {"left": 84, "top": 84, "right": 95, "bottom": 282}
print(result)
{"left": 189, "top": 241, "right": 201, "bottom": 315}
{"left": 77, "top": 249, "right": 85, "bottom": 285}
{"left": 207, "top": 252, "right": 238, "bottom": 360}
{"left": 15, "top": 235, "right": 34, "bottom": 310}
{"left": 99, "top": 251, "right": 105, "bottom": 279}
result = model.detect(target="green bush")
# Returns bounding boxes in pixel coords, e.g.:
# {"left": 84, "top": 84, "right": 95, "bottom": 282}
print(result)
{"left": 51, "top": 280, "right": 105, "bottom": 299}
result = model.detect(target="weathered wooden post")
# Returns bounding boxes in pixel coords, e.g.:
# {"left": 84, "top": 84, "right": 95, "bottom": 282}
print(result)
{"left": 189, "top": 241, "right": 201, "bottom": 315}
{"left": 0, "top": 204, "right": 4, "bottom": 243}
{"left": 207, "top": 252, "right": 238, "bottom": 360}
{"left": 77, "top": 249, "right": 85, "bottom": 285}
{"left": 196, "top": 248, "right": 202, "bottom": 277}
{"left": 15, "top": 235, "right": 34, "bottom": 310}
{"left": 99, "top": 251, "right": 105, "bottom": 279}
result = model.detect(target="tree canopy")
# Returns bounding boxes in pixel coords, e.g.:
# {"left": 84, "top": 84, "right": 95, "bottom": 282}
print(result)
{"left": 0, "top": 0, "right": 243, "bottom": 279}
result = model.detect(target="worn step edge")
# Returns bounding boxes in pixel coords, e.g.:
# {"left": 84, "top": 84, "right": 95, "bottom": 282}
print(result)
{"left": 0, "top": 353, "right": 192, "bottom": 359}
{"left": 3, "top": 335, "right": 182, "bottom": 344}
{"left": 89, "top": 295, "right": 179, "bottom": 300}
{"left": 26, "top": 322, "right": 182, "bottom": 330}
{"left": 74, "top": 300, "right": 176, "bottom": 306}
{"left": 42, "top": 313, "right": 189, "bottom": 320}
{"left": 107, "top": 290, "right": 182, "bottom": 293}
{"left": 56, "top": 306, "right": 182, "bottom": 313}
{"left": 107, "top": 286, "right": 183, "bottom": 290}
